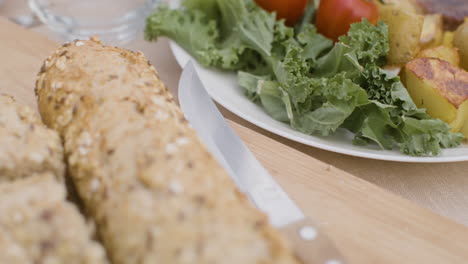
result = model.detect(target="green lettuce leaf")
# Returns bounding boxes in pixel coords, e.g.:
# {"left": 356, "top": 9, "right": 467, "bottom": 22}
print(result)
{"left": 295, "top": 0, "right": 317, "bottom": 34}
{"left": 313, "top": 43, "right": 361, "bottom": 78}
{"left": 237, "top": 71, "right": 266, "bottom": 100}
{"left": 399, "top": 117, "right": 463, "bottom": 156}
{"left": 145, "top": 5, "right": 219, "bottom": 66}
{"left": 259, "top": 81, "right": 291, "bottom": 122}
{"left": 145, "top": 3, "right": 262, "bottom": 71}
{"left": 293, "top": 74, "right": 369, "bottom": 136}
{"left": 349, "top": 64, "right": 463, "bottom": 155}
{"left": 145, "top": 0, "right": 463, "bottom": 156}
{"left": 216, "top": 0, "right": 276, "bottom": 57}
{"left": 339, "top": 20, "right": 389, "bottom": 66}
{"left": 342, "top": 102, "right": 397, "bottom": 149}
{"left": 182, "top": 0, "right": 219, "bottom": 21}
{"left": 297, "top": 24, "right": 333, "bottom": 64}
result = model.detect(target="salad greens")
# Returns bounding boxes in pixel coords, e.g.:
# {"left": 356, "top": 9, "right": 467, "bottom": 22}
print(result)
{"left": 145, "top": 0, "right": 463, "bottom": 156}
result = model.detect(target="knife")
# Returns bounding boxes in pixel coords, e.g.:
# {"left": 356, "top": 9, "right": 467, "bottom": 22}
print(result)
{"left": 178, "top": 62, "right": 346, "bottom": 264}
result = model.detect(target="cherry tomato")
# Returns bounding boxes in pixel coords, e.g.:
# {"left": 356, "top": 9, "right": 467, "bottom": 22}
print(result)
{"left": 315, "top": 0, "right": 379, "bottom": 41}
{"left": 255, "top": 0, "right": 308, "bottom": 26}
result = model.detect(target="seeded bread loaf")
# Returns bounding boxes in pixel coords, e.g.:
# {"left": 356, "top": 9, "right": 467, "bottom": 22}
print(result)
{"left": 35, "top": 38, "right": 299, "bottom": 264}
{"left": 0, "top": 174, "right": 108, "bottom": 264}
{"left": 0, "top": 94, "right": 64, "bottom": 182}
{"left": 0, "top": 94, "right": 108, "bottom": 264}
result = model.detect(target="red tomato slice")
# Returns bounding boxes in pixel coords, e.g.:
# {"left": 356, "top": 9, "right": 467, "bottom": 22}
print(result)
{"left": 316, "top": 0, "right": 379, "bottom": 41}
{"left": 255, "top": 0, "right": 308, "bottom": 26}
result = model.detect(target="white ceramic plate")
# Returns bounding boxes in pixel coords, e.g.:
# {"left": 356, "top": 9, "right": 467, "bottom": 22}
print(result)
{"left": 170, "top": 41, "right": 468, "bottom": 163}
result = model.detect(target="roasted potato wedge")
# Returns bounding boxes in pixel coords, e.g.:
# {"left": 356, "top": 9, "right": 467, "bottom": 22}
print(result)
{"left": 374, "top": 0, "right": 423, "bottom": 14}
{"left": 420, "top": 14, "right": 443, "bottom": 48}
{"left": 378, "top": 4, "right": 424, "bottom": 65}
{"left": 453, "top": 20, "right": 468, "bottom": 71}
{"left": 442, "top": 31, "right": 455, "bottom": 48}
{"left": 417, "top": 46, "right": 460, "bottom": 67}
{"left": 404, "top": 58, "right": 468, "bottom": 136}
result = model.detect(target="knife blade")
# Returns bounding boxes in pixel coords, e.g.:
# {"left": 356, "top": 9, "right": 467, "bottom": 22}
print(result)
{"left": 178, "top": 62, "right": 346, "bottom": 264}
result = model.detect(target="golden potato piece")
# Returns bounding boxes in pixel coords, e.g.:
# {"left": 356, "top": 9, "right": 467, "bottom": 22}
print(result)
{"left": 442, "top": 31, "right": 455, "bottom": 48}
{"left": 374, "top": 0, "right": 423, "bottom": 14}
{"left": 420, "top": 14, "right": 443, "bottom": 48}
{"left": 417, "top": 45, "right": 460, "bottom": 67}
{"left": 378, "top": 4, "right": 424, "bottom": 65}
{"left": 453, "top": 21, "right": 468, "bottom": 71}
{"left": 404, "top": 58, "right": 468, "bottom": 136}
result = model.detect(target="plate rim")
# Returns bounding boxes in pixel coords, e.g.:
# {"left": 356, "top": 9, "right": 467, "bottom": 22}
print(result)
{"left": 170, "top": 41, "right": 468, "bottom": 163}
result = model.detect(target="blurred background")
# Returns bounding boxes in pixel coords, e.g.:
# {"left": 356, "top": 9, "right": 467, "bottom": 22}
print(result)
{"left": 0, "top": 0, "right": 180, "bottom": 97}
{"left": 0, "top": 0, "right": 159, "bottom": 44}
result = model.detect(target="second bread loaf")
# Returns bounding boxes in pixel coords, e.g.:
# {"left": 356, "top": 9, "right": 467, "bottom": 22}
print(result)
{"left": 0, "top": 174, "right": 109, "bottom": 264}
{"left": 0, "top": 94, "right": 64, "bottom": 182}
{"left": 36, "top": 39, "right": 299, "bottom": 264}
{"left": 0, "top": 94, "right": 108, "bottom": 264}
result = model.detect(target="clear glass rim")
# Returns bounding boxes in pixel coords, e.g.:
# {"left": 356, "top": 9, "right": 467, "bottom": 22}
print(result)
{"left": 27, "top": 0, "right": 160, "bottom": 44}
{"left": 28, "top": 0, "right": 159, "bottom": 28}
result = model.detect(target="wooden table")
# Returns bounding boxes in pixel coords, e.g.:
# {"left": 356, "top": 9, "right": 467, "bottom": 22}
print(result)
{"left": 1, "top": 1, "right": 468, "bottom": 262}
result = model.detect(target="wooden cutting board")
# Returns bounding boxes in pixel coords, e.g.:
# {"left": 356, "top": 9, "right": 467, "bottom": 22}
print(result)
{"left": 2, "top": 18, "right": 468, "bottom": 263}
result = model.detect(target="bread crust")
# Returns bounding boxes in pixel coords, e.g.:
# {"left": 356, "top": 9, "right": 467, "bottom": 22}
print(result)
{"left": 0, "top": 94, "right": 108, "bottom": 264}
{"left": 0, "top": 174, "right": 108, "bottom": 264}
{"left": 36, "top": 39, "right": 299, "bottom": 264}
{"left": 0, "top": 94, "right": 64, "bottom": 182}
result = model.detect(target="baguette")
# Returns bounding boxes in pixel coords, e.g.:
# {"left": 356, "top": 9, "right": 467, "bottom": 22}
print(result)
{"left": 0, "top": 94, "right": 64, "bottom": 182}
{"left": 36, "top": 38, "right": 299, "bottom": 264}
{"left": 0, "top": 94, "right": 109, "bottom": 264}
{"left": 0, "top": 174, "right": 108, "bottom": 264}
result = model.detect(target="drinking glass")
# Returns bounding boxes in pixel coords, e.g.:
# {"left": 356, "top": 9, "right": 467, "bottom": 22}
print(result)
{"left": 28, "top": 0, "right": 160, "bottom": 44}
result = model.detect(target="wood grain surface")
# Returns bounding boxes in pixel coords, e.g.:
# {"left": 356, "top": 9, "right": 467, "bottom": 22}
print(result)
{"left": 2, "top": 17, "right": 468, "bottom": 263}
